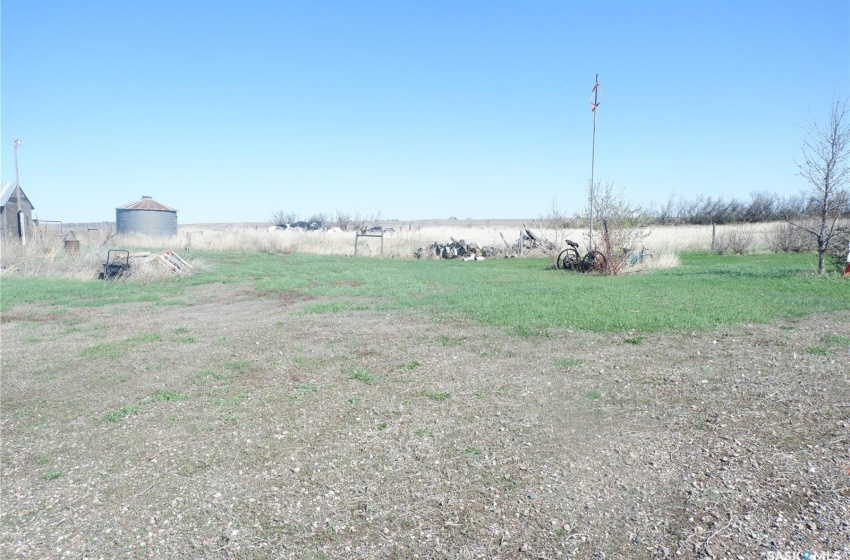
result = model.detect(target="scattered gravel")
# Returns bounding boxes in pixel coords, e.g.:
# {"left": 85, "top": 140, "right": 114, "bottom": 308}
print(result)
{"left": 2, "top": 284, "right": 848, "bottom": 558}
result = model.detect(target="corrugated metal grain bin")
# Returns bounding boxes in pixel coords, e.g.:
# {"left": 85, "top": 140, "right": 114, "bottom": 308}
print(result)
{"left": 116, "top": 196, "right": 178, "bottom": 236}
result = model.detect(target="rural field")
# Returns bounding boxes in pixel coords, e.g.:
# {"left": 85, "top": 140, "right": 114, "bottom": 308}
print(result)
{"left": 1, "top": 228, "right": 849, "bottom": 559}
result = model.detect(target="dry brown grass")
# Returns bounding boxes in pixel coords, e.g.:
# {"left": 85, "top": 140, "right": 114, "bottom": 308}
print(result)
{"left": 174, "top": 221, "right": 778, "bottom": 257}
{"left": 2, "top": 221, "right": 783, "bottom": 279}
{"left": 0, "top": 229, "right": 202, "bottom": 280}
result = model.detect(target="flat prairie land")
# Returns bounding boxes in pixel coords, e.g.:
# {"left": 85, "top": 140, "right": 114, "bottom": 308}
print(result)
{"left": 91, "top": 220, "right": 781, "bottom": 261}
{"left": 1, "top": 252, "right": 848, "bottom": 559}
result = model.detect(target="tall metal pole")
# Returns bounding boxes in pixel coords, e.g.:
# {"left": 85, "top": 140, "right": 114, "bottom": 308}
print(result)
{"left": 589, "top": 75, "right": 602, "bottom": 250}
{"left": 14, "top": 138, "right": 25, "bottom": 244}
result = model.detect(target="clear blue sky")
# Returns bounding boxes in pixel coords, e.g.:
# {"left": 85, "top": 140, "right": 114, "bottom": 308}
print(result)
{"left": 2, "top": 1, "right": 848, "bottom": 224}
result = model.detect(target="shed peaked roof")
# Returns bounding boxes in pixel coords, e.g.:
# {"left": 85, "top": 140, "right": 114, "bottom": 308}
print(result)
{"left": 1, "top": 181, "right": 35, "bottom": 209}
{"left": 117, "top": 196, "right": 175, "bottom": 212}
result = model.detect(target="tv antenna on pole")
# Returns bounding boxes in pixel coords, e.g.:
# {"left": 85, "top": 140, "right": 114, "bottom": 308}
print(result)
{"left": 589, "top": 75, "right": 603, "bottom": 250}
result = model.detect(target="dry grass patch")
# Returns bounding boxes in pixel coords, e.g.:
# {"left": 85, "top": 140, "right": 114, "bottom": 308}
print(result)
{"left": 0, "top": 230, "right": 202, "bottom": 280}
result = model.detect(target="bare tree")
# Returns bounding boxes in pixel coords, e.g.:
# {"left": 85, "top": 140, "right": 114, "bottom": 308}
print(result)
{"left": 534, "top": 198, "right": 572, "bottom": 261}
{"left": 335, "top": 210, "right": 352, "bottom": 231}
{"left": 270, "top": 211, "right": 300, "bottom": 227}
{"left": 790, "top": 98, "right": 850, "bottom": 274}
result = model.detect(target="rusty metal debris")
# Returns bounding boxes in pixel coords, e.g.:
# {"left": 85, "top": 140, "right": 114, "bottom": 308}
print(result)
{"left": 414, "top": 238, "right": 501, "bottom": 260}
{"left": 556, "top": 240, "right": 607, "bottom": 273}
{"left": 98, "top": 249, "right": 192, "bottom": 280}
{"left": 99, "top": 249, "right": 131, "bottom": 281}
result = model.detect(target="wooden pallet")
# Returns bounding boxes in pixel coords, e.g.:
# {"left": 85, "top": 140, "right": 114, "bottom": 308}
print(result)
{"left": 157, "top": 250, "right": 192, "bottom": 275}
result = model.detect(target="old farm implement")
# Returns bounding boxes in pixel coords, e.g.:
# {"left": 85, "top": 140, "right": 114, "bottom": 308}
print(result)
{"left": 556, "top": 240, "right": 607, "bottom": 273}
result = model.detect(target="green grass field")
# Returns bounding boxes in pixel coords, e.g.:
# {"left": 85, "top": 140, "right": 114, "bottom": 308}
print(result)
{"left": 2, "top": 251, "right": 847, "bottom": 332}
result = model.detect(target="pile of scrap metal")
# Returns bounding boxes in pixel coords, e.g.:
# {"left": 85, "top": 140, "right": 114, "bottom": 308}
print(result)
{"left": 98, "top": 249, "right": 192, "bottom": 281}
{"left": 515, "top": 227, "right": 557, "bottom": 254}
{"left": 414, "top": 238, "right": 501, "bottom": 260}
{"left": 99, "top": 250, "right": 132, "bottom": 281}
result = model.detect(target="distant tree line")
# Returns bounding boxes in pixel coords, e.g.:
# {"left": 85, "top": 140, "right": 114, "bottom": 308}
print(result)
{"left": 270, "top": 209, "right": 383, "bottom": 231}
{"left": 645, "top": 190, "right": 850, "bottom": 226}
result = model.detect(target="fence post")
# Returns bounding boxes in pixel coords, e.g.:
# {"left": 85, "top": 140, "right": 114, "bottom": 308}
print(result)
{"left": 711, "top": 223, "right": 716, "bottom": 251}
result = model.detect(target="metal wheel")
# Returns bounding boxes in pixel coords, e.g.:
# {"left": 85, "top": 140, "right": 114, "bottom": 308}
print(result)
{"left": 582, "top": 250, "right": 608, "bottom": 273}
{"left": 557, "top": 247, "right": 581, "bottom": 270}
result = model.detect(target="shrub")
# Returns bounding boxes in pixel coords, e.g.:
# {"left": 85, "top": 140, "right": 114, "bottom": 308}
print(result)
{"left": 588, "top": 181, "right": 651, "bottom": 275}
{"left": 714, "top": 226, "right": 756, "bottom": 255}
{"left": 765, "top": 222, "right": 817, "bottom": 253}
{"left": 826, "top": 224, "right": 850, "bottom": 272}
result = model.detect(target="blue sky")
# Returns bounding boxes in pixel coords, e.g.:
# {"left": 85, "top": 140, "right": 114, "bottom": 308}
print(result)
{"left": 2, "top": 1, "right": 848, "bottom": 224}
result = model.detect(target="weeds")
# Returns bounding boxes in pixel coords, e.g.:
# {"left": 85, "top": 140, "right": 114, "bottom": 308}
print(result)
{"left": 222, "top": 361, "right": 256, "bottom": 374}
{"left": 214, "top": 395, "right": 246, "bottom": 410}
{"left": 292, "top": 382, "right": 319, "bottom": 399}
{"left": 347, "top": 368, "right": 375, "bottom": 384}
{"left": 624, "top": 336, "right": 645, "bottom": 345}
{"left": 42, "top": 469, "right": 62, "bottom": 481}
{"left": 103, "top": 405, "right": 140, "bottom": 422}
{"left": 145, "top": 389, "right": 189, "bottom": 403}
{"left": 422, "top": 389, "right": 450, "bottom": 402}
{"left": 514, "top": 325, "right": 552, "bottom": 339}
{"left": 81, "top": 343, "right": 127, "bottom": 360}
{"left": 193, "top": 368, "right": 228, "bottom": 383}
{"left": 556, "top": 358, "right": 583, "bottom": 369}
{"left": 128, "top": 332, "right": 165, "bottom": 343}
{"left": 437, "top": 335, "right": 465, "bottom": 347}
{"left": 822, "top": 333, "right": 850, "bottom": 346}
{"left": 397, "top": 360, "right": 422, "bottom": 370}
{"left": 292, "top": 356, "right": 316, "bottom": 371}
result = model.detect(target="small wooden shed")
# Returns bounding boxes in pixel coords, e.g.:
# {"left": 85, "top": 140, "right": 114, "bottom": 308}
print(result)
{"left": 0, "top": 181, "right": 35, "bottom": 240}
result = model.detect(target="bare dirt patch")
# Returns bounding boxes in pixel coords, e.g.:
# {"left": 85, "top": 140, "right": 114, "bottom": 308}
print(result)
{"left": 2, "top": 284, "right": 848, "bottom": 559}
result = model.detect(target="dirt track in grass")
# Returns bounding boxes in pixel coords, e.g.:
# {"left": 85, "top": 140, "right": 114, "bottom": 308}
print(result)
{"left": 1, "top": 282, "right": 849, "bottom": 559}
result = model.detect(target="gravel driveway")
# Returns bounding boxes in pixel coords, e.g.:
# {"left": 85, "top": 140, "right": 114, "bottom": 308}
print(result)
{"left": 2, "top": 283, "right": 848, "bottom": 559}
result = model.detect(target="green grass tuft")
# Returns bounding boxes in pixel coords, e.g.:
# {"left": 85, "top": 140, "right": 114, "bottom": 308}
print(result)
{"left": 292, "top": 382, "right": 319, "bottom": 399}
{"left": 146, "top": 389, "right": 189, "bottom": 403}
{"left": 222, "top": 361, "right": 256, "bottom": 374}
{"left": 397, "top": 360, "right": 423, "bottom": 371}
{"left": 556, "top": 358, "right": 583, "bottom": 369}
{"left": 422, "top": 389, "right": 450, "bottom": 402}
{"left": 103, "top": 405, "right": 140, "bottom": 422}
{"left": 348, "top": 368, "right": 375, "bottom": 384}
{"left": 42, "top": 469, "right": 62, "bottom": 481}
{"left": 822, "top": 333, "right": 850, "bottom": 346}
{"left": 81, "top": 343, "right": 127, "bottom": 360}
